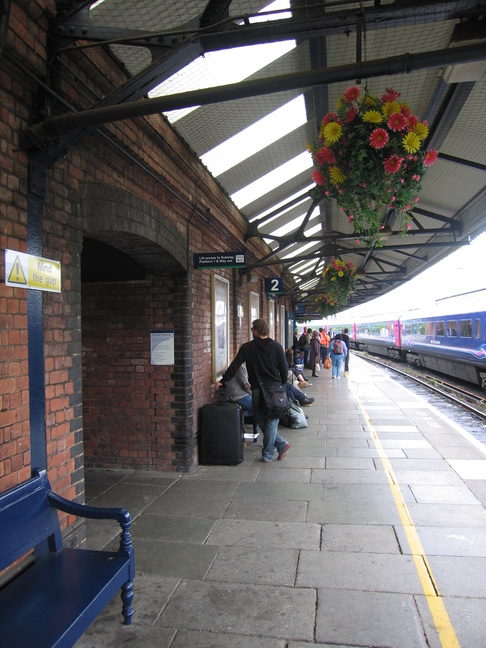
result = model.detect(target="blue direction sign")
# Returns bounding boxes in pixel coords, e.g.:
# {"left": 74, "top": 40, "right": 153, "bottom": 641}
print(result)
{"left": 193, "top": 252, "right": 246, "bottom": 269}
{"left": 265, "top": 277, "right": 283, "bottom": 294}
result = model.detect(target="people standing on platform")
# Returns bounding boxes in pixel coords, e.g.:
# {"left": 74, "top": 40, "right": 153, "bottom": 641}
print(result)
{"left": 298, "top": 328, "right": 309, "bottom": 366}
{"left": 319, "top": 327, "right": 330, "bottom": 365}
{"left": 309, "top": 330, "right": 321, "bottom": 378}
{"left": 215, "top": 318, "right": 290, "bottom": 463}
{"left": 330, "top": 333, "right": 347, "bottom": 379}
{"left": 292, "top": 328, "right": 299, "bottom": 359}
{"left": 341, "top": 328, "right": 351, "bottom": 373}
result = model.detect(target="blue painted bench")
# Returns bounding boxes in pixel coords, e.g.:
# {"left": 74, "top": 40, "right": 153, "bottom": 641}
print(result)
{"left": 0, "top": 469, "right": 135, "bottom": 648}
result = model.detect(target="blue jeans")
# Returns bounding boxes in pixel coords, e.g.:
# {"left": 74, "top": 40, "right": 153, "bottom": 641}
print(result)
{"left": 332, "top": 354, "right": 344, "bottom": 378}
{"left": 252, "top": 389, "right": 288, "bottom": 461}
{"left": 236, "top": 394, "right": 258, "bottom": 433}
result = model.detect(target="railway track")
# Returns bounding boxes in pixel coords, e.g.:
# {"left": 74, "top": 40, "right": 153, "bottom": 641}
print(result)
{"left": 354, "top": 351, "right": 486, "bottom": 421}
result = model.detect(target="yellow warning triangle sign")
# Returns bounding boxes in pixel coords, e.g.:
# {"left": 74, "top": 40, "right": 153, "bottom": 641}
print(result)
{"left": 7, "top": 255, "right": 28, "bottom": 285}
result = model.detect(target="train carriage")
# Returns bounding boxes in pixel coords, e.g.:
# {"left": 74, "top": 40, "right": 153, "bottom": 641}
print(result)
{"left": 350, "top": 291, "right": 486, "bottom": 388}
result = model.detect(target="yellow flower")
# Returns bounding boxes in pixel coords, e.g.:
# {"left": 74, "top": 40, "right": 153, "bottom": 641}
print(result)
{"left": 329, "top": 165, "right": 345, "bottom": 185}
{"left": 362, "top": 110, "right": 383, "bottom": 124}
{"left": 323, "top": 121, "right": 342, "bottom": 145}
{"left": 361, "top": 95, "right": 377, "bottom": 107}
{"left": 338, "top": 271, "right": 344, "bottom": 277}
{"left": 331, "top": 276, "right": 336, "bottom": 281}
{"left": 306, "top": 143, "right": 315, "bottom": 153}
{"left": 382, "top": 101, "right": 401, "bottom": 118}
{"left": 402, "top": 132, "right": 421, "bottom": 153}
{"left": 413, "top": 122, "right": 429, "bottom": 140}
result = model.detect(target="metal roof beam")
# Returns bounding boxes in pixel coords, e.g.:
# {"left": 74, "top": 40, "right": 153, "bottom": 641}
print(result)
{"left": 22, "top": 41, "right": 486, "bottom": 151}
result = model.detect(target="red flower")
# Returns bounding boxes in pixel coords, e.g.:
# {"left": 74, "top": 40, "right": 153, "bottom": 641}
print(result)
{"left": 407, "top": 115, "right": 419, "bottom": 130}
{"left": 312, "top": 170, "right": 326, "bottom": 185}
{"left": 387, "top": 112, "right": 407, "bottom": 132}
{"left": 424, "top": 149, "right": 438, "bottom": 167}
{"left": 343, "top": 85, "right": 361, "bottom": 103}
{"left": 384, "top": 154, "right": 403, "bottom": 173}
{"left": 323, "top": 112, "right": 338, "bottom": 125}
{"left": 345, "top": 106, "right": 358, "bottom": 123}
{"left": 369, "top": 128, "right": 389, "bottom": 149}
{"left": 381, "top": 87, "right": 401, "bottom": 102}
{"left": 316, "top": 147, "right": 336, "bottom": 165}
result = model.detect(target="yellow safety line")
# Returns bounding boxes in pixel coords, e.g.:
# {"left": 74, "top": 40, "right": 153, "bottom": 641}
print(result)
{"left": 348, "top": 379, "right": 461, "bottom": 648}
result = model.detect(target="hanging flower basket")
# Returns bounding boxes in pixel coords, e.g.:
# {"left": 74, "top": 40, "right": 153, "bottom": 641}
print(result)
{"left": 315, "top": 259, "right": 357, "bottom": 316}
{"left": 308, "top": 86, "right": 438, "bottom": 244}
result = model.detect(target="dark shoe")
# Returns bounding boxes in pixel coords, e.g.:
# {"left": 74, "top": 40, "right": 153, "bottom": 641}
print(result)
{"left": 278, "top": 443, "right": 290, "bottom": 460}
{"left": 301, "top": 397, "right": 314, "bottom": 406}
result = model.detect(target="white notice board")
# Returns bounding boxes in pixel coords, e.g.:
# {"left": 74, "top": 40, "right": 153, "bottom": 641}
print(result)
{"left": 150, "top": 330, "right": 174, "bottom": 365}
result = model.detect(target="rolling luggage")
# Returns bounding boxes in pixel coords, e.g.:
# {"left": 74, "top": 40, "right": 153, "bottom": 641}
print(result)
{"left": 199, "top": 399, "right": 245, "bottom": 465}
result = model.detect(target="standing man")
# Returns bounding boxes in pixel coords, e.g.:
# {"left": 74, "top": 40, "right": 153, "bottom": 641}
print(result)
{"left": 341, "top": 328, "right": 351, "bottom": 374}
{"left": 215, "top": 319, "right": 290, "bottom": 463}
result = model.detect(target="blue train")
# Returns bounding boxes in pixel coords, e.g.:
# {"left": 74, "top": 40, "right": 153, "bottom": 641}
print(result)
{"left": 336, "top": 291, "right": 486, "bottom": 388}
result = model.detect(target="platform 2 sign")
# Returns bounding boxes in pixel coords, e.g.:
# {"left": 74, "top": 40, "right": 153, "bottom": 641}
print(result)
{"left": 4, "top": 249, "right": 61, "bottom": 293}
{"left": 265, "top": 277, "right": 283, "bottom": 294}
{"left": 193, "top": 252, "right": 246, "bottom": 269}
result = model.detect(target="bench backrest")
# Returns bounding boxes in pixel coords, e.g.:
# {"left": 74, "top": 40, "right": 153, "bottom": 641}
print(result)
{"left": 0, "top": 469, "right": 62, "bottom": 573}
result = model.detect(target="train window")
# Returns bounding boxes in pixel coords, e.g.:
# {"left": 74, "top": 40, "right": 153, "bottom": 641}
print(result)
{"left": 475, "top": 319, "right": 480, "bottom": 338}
{"left": 426, "top": 321, "right": 435, "bottom": 336}
{"left": 460, "top": 319, "right": 473, "bottom": 338}
{"left": 419, "top": 322, "right": 426, "bottom": 335}
{"left": 447, "top": 320, "right": 458, "bottom": 336}
{"left": 404, "top": 323, "right": 411, "bottom": 335}
{"left": 436, "top": 321, "right": 445, "bottom": 336}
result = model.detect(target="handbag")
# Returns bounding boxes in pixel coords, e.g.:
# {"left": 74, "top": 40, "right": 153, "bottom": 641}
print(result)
{"left": 324, "top": 356, "right": 332, "bottom": 370}
{"left": 287, "top": 400, "right": 308, "bottom": 429}
{"left": 315, "top": 361, "right": 320, "bottom": 372}
{"left": 260, "top": 383, "right": 289, "bottom": 418}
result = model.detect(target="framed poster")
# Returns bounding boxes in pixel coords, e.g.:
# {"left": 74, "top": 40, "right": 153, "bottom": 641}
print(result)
{"left": 280, "top": 304, "right": 286, "bottom": 347}
{"left": 212, "top": 275, "right": 230, "bottom": 382}
{"left": 249, "top": 290, "right": 259, "bottom": 338}
{"left": 268, "top": 298, "right": 275, "bottom": 339}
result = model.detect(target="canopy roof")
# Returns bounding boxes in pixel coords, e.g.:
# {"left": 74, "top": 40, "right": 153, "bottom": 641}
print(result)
{"left": 29, "top": 0, "right": 486, "bottom": 316}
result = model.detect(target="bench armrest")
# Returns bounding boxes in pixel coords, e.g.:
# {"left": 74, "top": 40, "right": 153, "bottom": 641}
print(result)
{"left": 47, "top": 492, "right": 133, "bottom": 557}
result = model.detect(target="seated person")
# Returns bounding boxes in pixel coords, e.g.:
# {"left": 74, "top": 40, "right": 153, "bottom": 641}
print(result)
{"left": 284, "top": 381, "right": 314, "bottom": 407}
{"left": 285, "top": 348, "right": 308, "bottom": 387}
{"left": 224, "top": 363, "right": 259, "bottom": 435}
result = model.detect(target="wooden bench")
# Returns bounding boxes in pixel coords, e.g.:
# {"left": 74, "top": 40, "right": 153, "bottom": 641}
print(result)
{"left": 0, "top": 469, "right": 135, "bottom": 648}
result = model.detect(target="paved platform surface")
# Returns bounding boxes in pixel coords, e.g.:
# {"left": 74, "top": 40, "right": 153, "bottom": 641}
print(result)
{"left": 75, "top": 355, "right": 486, "bottom": 648}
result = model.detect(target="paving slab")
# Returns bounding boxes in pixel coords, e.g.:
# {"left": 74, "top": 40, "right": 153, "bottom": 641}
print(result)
{"left": 206, "top": 545, "right": 299, "bottom": 586}
{"left": 157, "top": 580, "right": 316, "bottom": 641}
{"left": 416, "top": 594, "right": 486, "bottom": 648}
{"left": 315, "top": 588, "right": 428, "bottom": 647}
{"left": 297, "top": 551, "right": 424, "bottom": 594}
{"left": 207, "top": 519, "right": 321, "bottom": 550}
{"left": 321, "top": 523, "right": 402, "bottom": 554}
{"left": 396, "top": 525, "right": 486, "bottom": 557}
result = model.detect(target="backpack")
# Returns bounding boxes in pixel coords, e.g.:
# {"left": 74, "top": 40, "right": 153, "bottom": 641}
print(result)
{"left": 333, "top": 339, "right": 343, "bottom": 355}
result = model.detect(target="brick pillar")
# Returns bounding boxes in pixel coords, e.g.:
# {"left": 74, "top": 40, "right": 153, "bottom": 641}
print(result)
{"left": 170, "top": 269, "right": 196, "bottom": 472}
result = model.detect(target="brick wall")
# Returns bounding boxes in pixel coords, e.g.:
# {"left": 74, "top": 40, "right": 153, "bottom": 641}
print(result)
{"left": 0, "top": 1, "right": 291, "bottom": 503}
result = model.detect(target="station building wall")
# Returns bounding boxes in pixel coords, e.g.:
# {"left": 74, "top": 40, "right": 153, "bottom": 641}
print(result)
{"left": 0, "top": 1, "right": 291, "bottom": 532}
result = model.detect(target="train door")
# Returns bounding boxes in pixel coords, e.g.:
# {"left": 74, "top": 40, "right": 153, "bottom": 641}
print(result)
{"left": 352, "top": 323, "right": 357, "bottom": 341}
{"left": 394, "top": 319, "right": 401, "bottom": 347}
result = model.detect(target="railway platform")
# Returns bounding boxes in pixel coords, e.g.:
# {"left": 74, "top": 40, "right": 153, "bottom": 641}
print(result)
{"left": 75, "top": 355, "right": 486, "bottom": 648}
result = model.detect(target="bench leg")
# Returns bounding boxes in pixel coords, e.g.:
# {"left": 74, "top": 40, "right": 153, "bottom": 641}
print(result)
{"left": 121, "top": 580, "right": 134, "bottom": 625}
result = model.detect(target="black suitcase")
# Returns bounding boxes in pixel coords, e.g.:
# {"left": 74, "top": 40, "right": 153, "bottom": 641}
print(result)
{"left": 199, "top": 401, "right": 245, "bottom": 465}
